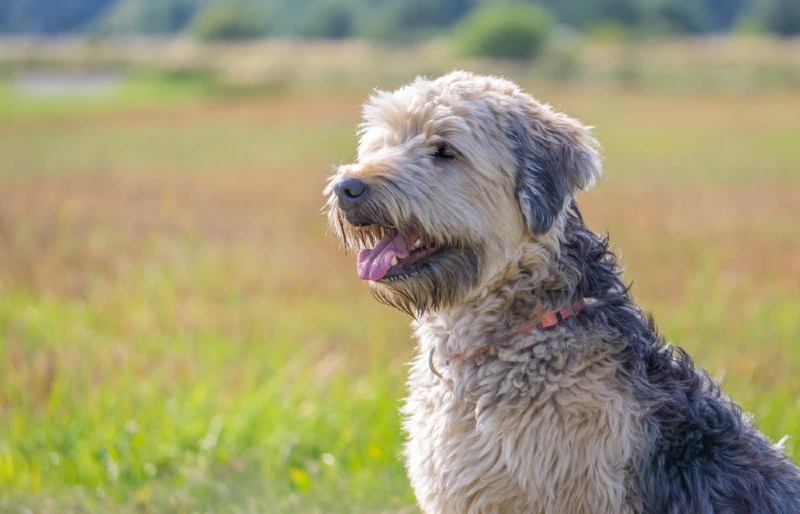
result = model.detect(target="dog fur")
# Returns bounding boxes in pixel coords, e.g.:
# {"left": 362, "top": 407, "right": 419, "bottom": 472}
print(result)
{"left": 324, "top": 71, "right": 800, "bottom": 513}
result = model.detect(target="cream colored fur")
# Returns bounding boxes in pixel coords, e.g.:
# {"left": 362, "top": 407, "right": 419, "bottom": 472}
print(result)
{"left": 404, "top": 297, "right": 645, "bottom": 514}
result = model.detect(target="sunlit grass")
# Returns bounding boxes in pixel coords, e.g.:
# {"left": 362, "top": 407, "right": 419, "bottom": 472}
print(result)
{"left": 0, "top": 72, "right": 220, "bottom": 122}
{"left": 0, "top": 76, "right": 798, "bottom": 512}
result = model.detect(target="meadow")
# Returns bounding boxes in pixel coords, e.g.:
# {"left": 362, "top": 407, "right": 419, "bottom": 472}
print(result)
{"left": 0, "top": 40, "right": 799, "bottom": 513}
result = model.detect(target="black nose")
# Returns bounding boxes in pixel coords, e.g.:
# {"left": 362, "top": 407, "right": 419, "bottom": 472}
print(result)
{"left": 334, "top": 178, "right": 367, "bottom": 207}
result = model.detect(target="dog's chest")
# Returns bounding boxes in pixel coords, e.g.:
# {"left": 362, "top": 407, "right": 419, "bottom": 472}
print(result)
{"left": 402, "top": 332, "right": 641, "bottom": 514}
{"left": 402, "top": 351, "right": 531, "bottom": 514}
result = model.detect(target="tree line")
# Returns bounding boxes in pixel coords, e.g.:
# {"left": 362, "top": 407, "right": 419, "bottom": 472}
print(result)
{"left": 0, "top": 0, "right": 799, "bottom": 39}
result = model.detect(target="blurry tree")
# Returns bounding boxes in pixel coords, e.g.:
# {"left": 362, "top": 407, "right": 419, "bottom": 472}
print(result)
{"left": 359, "top": 0, "right": 476, "bottom": 42}
{"left": 764, "top": 0, "right": 800, "bottom": 35}
{"left": 0, "top": 0, "right": 22, "bottom": 32}
{"left": 532, "top": 0, "right": 644, "bottom": 30}
{"left": 96, "top": 0, "right": 202, "bottom": 34}
{"left": 0, "top": 0, "right": 792, "bottom": 38}
{"left": 300, "top": 0, "right": 355, "bottom": 39}
{"left": 594, "top": 0, "right": 646, "bottom": 27}
{"left": 0, "top": 0, "right": 116, "bottom": 33}
{"left": 455, "top": 2, "right": 552, "bottom": 60}
{"left": 655, "top": 0, "right": 713, "bottom": 34}
{"left": 701, "top": 0, "right": 749, "bottom": 31}
{"left": 189, "top": 2, "right": 266, "bottom": 41}
{"left": 733, "top": 0, "right": 770, "bottom": 34}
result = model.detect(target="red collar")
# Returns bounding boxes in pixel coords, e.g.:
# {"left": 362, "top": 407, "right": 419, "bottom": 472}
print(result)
{"left": 512, "top": 298, "right": 586, "bottom": 334}
{"left": 429, "top": 299, "right": 586, "bottom": 378}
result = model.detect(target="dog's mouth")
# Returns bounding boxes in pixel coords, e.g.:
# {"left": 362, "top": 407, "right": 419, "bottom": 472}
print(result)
{"left": 357, "top": 228, "right": 443, "bottom": 281}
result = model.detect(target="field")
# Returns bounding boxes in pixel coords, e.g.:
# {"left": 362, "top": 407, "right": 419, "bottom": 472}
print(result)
{"left": 1, "top": 44, "right": 800, "bottom": 512}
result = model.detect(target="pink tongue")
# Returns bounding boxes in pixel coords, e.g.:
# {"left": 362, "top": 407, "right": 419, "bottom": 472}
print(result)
{"left": 357, "top": 231, "right": 416, "bottom": 281}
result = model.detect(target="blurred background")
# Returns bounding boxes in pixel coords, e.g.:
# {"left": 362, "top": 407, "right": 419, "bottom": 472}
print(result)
{"left": 0, "top": 0, "right": 799, "bottom": 512}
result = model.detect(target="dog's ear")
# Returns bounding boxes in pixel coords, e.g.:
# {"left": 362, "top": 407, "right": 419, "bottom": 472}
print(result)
{"left": 508, "top": 107, "right": 602, "bottom": 236}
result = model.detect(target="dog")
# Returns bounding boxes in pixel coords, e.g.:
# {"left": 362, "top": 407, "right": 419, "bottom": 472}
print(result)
{"left": 324, "top": 71, "right": 800, "bottom": 513}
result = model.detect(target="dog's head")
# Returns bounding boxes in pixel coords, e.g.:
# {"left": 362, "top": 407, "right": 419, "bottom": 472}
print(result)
{"left": 325, "top": 71, "right": 602, "bottom": 316}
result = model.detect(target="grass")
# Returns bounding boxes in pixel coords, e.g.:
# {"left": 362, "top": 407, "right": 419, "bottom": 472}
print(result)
{"left": 0, "top": 72, "right": 220, "bottom": 121}
{"left": 0, "top": 66, "right": 799, "bottom": 512}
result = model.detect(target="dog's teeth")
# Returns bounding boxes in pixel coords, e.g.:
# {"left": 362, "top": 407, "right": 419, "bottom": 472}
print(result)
{"left": 391, "top": 257, "right": 398, "bottom": 266}
{"left": 413, "top": 239, "right": 422, "bottom": 248}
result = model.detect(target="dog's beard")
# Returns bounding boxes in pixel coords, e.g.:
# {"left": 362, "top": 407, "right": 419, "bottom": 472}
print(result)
{"left": 327, "top": 195, "right": 483, "bottom": 316}
{"left": 369, "top": 245, "right": 481, "bottom": 316}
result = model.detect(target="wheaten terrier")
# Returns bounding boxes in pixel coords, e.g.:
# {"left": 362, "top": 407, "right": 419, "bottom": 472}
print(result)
{"left": 324, "top": 71, "right": 800, "bottom": 513}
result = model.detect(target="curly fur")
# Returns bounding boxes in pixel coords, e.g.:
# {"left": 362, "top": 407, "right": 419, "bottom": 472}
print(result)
{"left": 325, "top": 71, "right": 800, "bottom": 513}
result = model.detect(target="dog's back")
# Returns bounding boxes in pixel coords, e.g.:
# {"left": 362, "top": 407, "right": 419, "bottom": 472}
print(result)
{"left": 567, "top": 210, "right": 800, "bottom": 513}
{"left": 633, "top": 335, "right": 800, "bottom": 512}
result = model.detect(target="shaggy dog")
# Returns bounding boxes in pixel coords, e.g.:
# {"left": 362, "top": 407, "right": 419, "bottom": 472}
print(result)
{"left": 324, "top": 71, "right": 800, "bottom": 513}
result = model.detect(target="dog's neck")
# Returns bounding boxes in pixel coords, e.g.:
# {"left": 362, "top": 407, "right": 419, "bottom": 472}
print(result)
{"left": 413, "top": 209, "right": 592, "bottom": 360}
{"left": 413, "top": 252, "right": 573, "bottom": 359}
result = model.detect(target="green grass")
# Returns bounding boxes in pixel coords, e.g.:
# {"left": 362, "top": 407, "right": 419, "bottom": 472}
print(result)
{"left": 0, "top": 235, "right": 414, "bottom": 513}
{"left": 0, "top": 72, "right": 221, "bottom": 122}
{"left": 0, "top": 74, "right": 799, "bottom": 513}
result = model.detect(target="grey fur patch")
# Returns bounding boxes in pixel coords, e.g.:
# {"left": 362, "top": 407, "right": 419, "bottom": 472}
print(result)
{"left": 558, "top": 205, "right": 800, "bottom": 513}
{"left": 508, "top": 121, "right": 566, "bottom": 235}
{"left": 507, "top": 118, "right": 600, "bottom": 236}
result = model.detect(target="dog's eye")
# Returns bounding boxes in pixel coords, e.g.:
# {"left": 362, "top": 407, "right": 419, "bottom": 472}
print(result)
{"left": 431, "top": 144, "right": 456, "bottom": 160}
